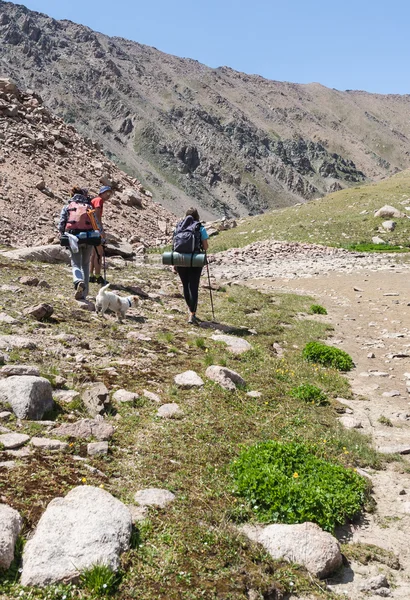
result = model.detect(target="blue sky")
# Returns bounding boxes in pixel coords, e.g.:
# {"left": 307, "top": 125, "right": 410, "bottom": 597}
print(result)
{"left": 10, "top": 0, "right": 410, "bottom": 94}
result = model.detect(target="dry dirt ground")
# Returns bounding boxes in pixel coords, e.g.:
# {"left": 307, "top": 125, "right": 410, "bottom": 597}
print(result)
{"left": 236, "top": 262, "right": 410, "bottom": 599}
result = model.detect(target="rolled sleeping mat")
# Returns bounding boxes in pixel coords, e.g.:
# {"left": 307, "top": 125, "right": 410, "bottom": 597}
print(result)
{"left": 162, "top": 251, "right": 207, "bottom": 267}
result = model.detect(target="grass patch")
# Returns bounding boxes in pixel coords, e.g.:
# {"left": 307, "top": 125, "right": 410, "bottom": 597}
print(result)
{"left": 378, "top": 415, "right": 393, "bottom": 427}
{"left": 345, "top": 242, "right": 408, "bottom": 253}
{"left": 80, "top": 563, "right": 121, "bottom": 596}
{"left": 303, "top": 342, "right": 354, "bottom": 371}
{"left": 310, "top": 304, "right": 327, "bottom": 315}
{"left": 232, "top": 441, "right": 368, "bottom": 532}
{"left": 342, "top": 542, "right": 400, "bottom": 569}
{"left": 290, "top": 384, "right": 329, "bottom": 406}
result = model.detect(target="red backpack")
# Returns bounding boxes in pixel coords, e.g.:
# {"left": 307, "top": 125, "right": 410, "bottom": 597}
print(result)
{"left": 65, "top": 201, "right": 93, "bottom": 231}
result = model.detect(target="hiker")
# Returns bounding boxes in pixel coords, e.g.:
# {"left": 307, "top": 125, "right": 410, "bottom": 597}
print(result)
{"left": 173, "top": 208, "right": 209, "bottom": 324}
{"left": 58, "top": 186, "right": 97, "bottom": 301}
{"left": 89, "top": 186, "right": 112, "bottom": 285}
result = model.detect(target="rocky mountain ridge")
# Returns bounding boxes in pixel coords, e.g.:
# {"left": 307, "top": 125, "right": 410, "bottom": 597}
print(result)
{"left": 0, "top": 78, "right": 175, "bottom": 249}
{"left": 1, "top": 0, "right": 410, "bottom": 218}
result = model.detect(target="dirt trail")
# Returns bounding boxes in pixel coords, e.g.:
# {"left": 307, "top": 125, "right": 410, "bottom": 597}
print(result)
{"left": 242, "top": 267, "right": 410, "bottom": 599}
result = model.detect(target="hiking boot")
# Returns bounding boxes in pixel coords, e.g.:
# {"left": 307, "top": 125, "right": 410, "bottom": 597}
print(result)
{"left": 188, "top": 314, "right": 199, "bottom": 325}
{"left": 97, "top": 276, "right": 107, "bottom": 285}
{"left": 89, "top": 275, "right": 96, "bottom": 283}
{"left": 74, "top": 281, "right": 85, "bottom": 300}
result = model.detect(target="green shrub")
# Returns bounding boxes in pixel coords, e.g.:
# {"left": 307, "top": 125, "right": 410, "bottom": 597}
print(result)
{"left": 231, "top": 441, "right": 367, "bottom": 532}
{"left": 310, "top": 304, "right": 327, "bottom": 315}
{"left": 290, "top": 384, "right": 329, "bottom": 406}
{"left": 303, "top": 342, "right": 354, "bottom": 371}
{"left": 80, "top": 563, "right": 120, "bottom": 596}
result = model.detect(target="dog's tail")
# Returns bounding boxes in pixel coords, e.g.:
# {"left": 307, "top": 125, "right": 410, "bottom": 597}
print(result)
{"left": 99, "top": 283, "right": 110, "bottom": 294}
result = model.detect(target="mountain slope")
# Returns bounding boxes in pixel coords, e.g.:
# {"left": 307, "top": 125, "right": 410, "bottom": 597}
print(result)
{"left": 1, "top": 0, "right": 410, "bottom": 218}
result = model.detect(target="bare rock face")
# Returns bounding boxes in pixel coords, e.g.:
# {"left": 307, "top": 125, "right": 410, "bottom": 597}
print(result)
{"left": 205, "top": 366, "right": 246, "bottom": 391}
{"left": 0, "top": 503, "right": 23, "bottom": 570}
{"left": 21, "top": 486, "right": 132, "bottom": 586}
{"left": 241, "top": 522, "right": 342, "bottom": 579}
{"left": 0, "top": 375, "right": 54, "bottom": 420}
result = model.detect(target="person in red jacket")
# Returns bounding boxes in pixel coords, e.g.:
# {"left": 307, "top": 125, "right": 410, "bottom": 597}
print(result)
{"left": 89, "top": 186, "right": 112, "bottom": 284}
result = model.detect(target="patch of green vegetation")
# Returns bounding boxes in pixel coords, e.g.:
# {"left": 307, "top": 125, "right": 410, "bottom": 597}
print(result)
{"left": 290, "top": 384, "right": 329, "bottom": 406}
{"left": 310, "top": 304, "right": 327, "bottom": 315}
{"left": 232, "top": 441, "right": 368, "bottom": 532}
{"left": 211, "top": 168, "right": 410, "bottom": 251}
{"left": 303, "top": 342, "right": 354, "bottom": 371}
{"left": 378, "top": 415, "right": 393, "bottom": 427}
{"left": 342, "top": 542, "right": 400, "bottom": 569}
{"left": 80, "top": 564, "right": 121, "bottom": 596}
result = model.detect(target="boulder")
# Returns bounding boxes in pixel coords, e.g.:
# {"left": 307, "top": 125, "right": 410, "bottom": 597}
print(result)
{"left": 104, "top": 235, "right": 134, "bottom": 259}
{"left": 0, "top": 376, "right": 54, "bottom": 420}
{"left": 112, "top": 389, "right": 139, "bottom": 404}
{"left": 0, "top": 504, "right": 23, "bottom": 570}
{"left": 1, "top": 245, "right": 70, "bottom": 264}
{"left": 157, "top": 403, "right": 184, "bottom": 419}
{"left": 122, "top": 188, "right": 143, "bottom": 208}
{"left": 241, "top": 522, "right": 342, "bottom": 579}
{"left": 21, "top": 486, "right": 132, "bottom": 586}
{"left": 134, "top": 488, "right": 176, "bottom": 508}
{"left": 23, "top": 303, "right": 54, "bottom": 321}
{"left": 52, "top": 419, "right": 114, "bottom": 440}
{"left": 174, "top": 370, "right": 204, "bottom": 388}
{"left": 82, "top": 382, "right": 110, "bottom": 417}
{"left": 374, "top": 205, "right": 406, "bottom": 218}
{"left": 205, "top": 366, "right": 246, "bottom": 391}
{"left": 211, "top": 334, "right": 252, "bottom": 355}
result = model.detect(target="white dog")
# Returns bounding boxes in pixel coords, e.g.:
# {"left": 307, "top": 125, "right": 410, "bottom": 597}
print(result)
{"left": 95, "top": 284, "right": 139, "bottom": 322}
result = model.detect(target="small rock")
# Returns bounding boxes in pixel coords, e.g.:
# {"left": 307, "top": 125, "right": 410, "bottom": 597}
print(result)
{"left": 0, "top": 412, "right": 12, "bottom": 421}
{"left": 53, "top": 419, "right": 114, "bottom": 441}
{"left": 82, "top": 382, "right": 110, "bottom": 417}
{"left": 372, "top": 236, "right": 387, "bottom": 244}
{"left": 53, "top": 389, "right": 80, "bottom": 404}
{"left": 134, "top": 488, "right": 176, "bottom": 508}
{"left": 0, "top": 335, "right": 36, "bottom": 350}
{"left": 0, "top": 365, "right": 40, "bottom": 377}
{"left": 338, "top": 416, "right": 362, "bottom": 429}
{"left": 126, "top": 504, "right": 148, "bottom": 523}
{"left": 0, "top": 313, "right": 18, "bottom": 325}
{"left": 382, "top": 390, "right": 401, "bottom": 398}
{"left": 359, "top": 574, "right": 389, "bottom": 592}
{"left": 211, "top": 334, "right": 252, "bottom": 355}
{"left": 157, "top": 403, "right": 184, "bottom": 419}
{"left": 247, "top": 391, "right": 262, "bottom": 398}
{"left": 112, "top": 389, "right": 139, "bottom": 404}
{"left": 6, "top": 447, "right": 32, "bottom": 458}
{"left": 19, "top": 276, "right": 39, "bottom": 286}
{"left": 367, "top": 352, "right": 375, "bottom": 359}
{"left": 0, "top": 461, "right": 16, "bottom": 470}
{"left": 174, "top": 370, "right": 204, "bottom": 388}
{"left": 272, "top": 342, "right": 284, "bottom": 358}
{"left": 30, "top": 437, "right": 68, "bottom": 451}
{"left": 0, "top": 433, "right": 30, "bottom": 449}
{"left": 23, "top": 303, "right": 53, "bottom": 321}
{"left": 87, "top": 441, "right": 109, "bottom": 456}
{"left": 0, "top": 375, "right": 54, "bottom": 420}
{"left": 143, "top": 389, "right": 161, "bottom": 403}
{"left": 381, "top": 220, "right": 396, "bottom": 232}
{"left": 0, "top": 504, "right": 23, "bottom": 570}
{"left": 378, "top": 445, "right": 410, "bottom": 455}
{"left": 205, "top": 365, "right": 246, "bottom": 391}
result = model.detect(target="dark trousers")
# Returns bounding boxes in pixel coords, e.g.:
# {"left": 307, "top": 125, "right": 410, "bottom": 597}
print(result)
{"left": 177, "top": 267, "right": 203, "bottom": 313}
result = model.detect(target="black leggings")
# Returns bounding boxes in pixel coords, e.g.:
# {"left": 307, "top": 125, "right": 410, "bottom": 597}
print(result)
{"left": 177, "top": 267, "right": 203, "bottom": 314}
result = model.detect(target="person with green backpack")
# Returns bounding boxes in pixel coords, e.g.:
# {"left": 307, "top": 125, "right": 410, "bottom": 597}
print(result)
{"left": 173, "top": 208, "right": 209, "bottom": 324}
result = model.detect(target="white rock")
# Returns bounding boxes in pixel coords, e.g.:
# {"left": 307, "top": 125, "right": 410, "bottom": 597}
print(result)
{"left": 82, "top": 382, "right": 110, "bottom": 417}
{"left": 21, "top": 486, "right": 132, "bottom": 586}
{"left": 241, "top": 522, "right": 342, "bottom": 579}
{"left": 53, "top": 389, "right": 80, "bottom": 404}
{"left": 0, "top": 335, "right": 37, "bottom": 350}
{"left": 372, "top": 236, "right": 387, "bottom": 244}
{"left": 0, "top": 504, "right": 23, "bottom": 570}
{"left": 0, "top": 376, "right": 54, "bottom": 420}
{"left": 0, "top": 433, "right": 30, "bottom": 449}
{"left": 1, "top": 245, "right": 70, "bottom": 264}
{"left": 0, "top": 313, "right": 18, "bottom": 324}
{"left": 338, "top": 416, "right": 363, "bottom": 429}
{"left": 211, "top": 334, "right": 252, "bottom": 355}
{"left": 205, "top": 365, "right": 246, "bottom": 391}
{"left": 0, "top": 411, "right": 12, "bottom": 420}
{"left": 382, "top": 390, "right": 401, "bottom": 398}
{"left": 134, "top": 488, "right": 176, "bottom": 508}
{"left": 30, "top": 437, "right": 68, "bottom": 451}
{"left": 143, "top": 389, "right": 161, "bottom": 403}
{"left": 0, "top": 365, "right": 40, "bottom": 377}
{"left": 112, "top": 389, "right": 139, "bottom": 403}
{"left": 157, "top": 403, "right": 184, "bottom": 419}
{"left": 174, "top": 370, "right": 204, "bottom": 388}
{"left": 381, "top": 220, "right": 396, "bottom": 231}
{"left": 87, "top": 441, "right": 109, "bottom": 456}
{"left": 247, "top": 391, "right": 262, "bottom": 398}
{"left": 374, "top": 205, "right": 406, "bottom": 218}
{"left": 0, "top": 460, "right": 16, "bottom": 469}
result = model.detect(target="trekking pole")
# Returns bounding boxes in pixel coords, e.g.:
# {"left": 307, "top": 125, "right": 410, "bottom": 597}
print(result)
{"left": 205, "top": 254, "right": 215, "bottom": 321}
